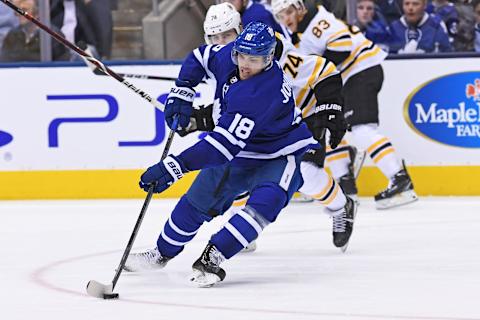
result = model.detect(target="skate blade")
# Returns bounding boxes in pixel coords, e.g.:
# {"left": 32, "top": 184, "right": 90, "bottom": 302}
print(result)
{"left": 121, "top": 262, "right": 166, "bottom": 273}
{"left": 189, "top": 269, "right": 222, "bottom": 288}
{"left": 240, "top": 241, "right": 257, "bottom": 253}
{"left": 120, "top": 264, "right": 145, "bottom": 273}
{"left": 354, "top": 150, "right": 367, "bottom": 178}
{"left": 291, "top": 192, "right": 314, "bottom": 203}
{"left": 339, "top": 199, "right": 358, "bottom": 253}
{"left": 348, "top": 194, "right": 360, "bottom": 206}
{"left": 376, "top": 190, "right": 418, "bottom": 210}
{"left": 121, "top": 265, "right": 134, "bottom": 272}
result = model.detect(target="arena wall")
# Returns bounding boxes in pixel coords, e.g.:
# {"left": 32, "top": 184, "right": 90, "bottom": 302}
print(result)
{"left": 0, "top": 57, "right": 479, "bottom": 199}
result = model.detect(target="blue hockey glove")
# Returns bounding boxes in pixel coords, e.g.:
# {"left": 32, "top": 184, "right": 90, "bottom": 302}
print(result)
{"left": 139, "top": 155, "right": 188, "bottom": 193}
{"left": 164, "top": 86, "right": 195, "bottom": 129}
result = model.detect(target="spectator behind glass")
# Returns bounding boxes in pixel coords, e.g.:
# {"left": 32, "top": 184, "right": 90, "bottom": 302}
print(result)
{"left": 389, "top": 0, "right": 452, "bottom": 53}
{"left": 1, "top": 0, "right": 69, "bottom": 61}
{"left": 320, "top": 0, "right": 346, "bottom": 20}
{"left": 222, "top": 0, "right": 285, "bottom": 35}
{"left": 0, "top": 3, "right": 19, "bottom": 50}
{"left": 454, "top": 0, "right": 476, "bottom": 51}
{"left": 84, "top": 0, "right": 117, "bottom": 59}
{"left": 376, "top": 0, "right": 403, "bottom": 24}
{"left": 474, "top": 0, "right": 480, "bottom": 52}
{"left": 426, "top": 0, "right": 459, "bottom": 44}
{"left": 355, "top": 0, "right": 391, "bottom": 51}
{"left": 50, "top": 0, "right": 98, "bottom": 59}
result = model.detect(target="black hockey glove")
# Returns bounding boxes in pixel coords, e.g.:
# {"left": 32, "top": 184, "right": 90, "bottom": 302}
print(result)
{"left": 304, "top": 103, "right": 347, "bottom": 149}
{"left": 177, "top": 104, "right": 215, "bottom": 137}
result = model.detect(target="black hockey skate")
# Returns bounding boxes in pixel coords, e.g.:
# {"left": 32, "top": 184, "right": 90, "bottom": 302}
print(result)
{"left": 190, "top": 243, "right": 226, "bottom": 288}
{"left": 338, "top": 171, "right": 358, "bottom": 198}
{"left": 123, "top": 247, "right": 171, "bottom": 272}
{"left": 374, "top": 162, "right": 418, "bottom": 210}
{"left": 330, "top": 196, "right": 357, "bottom": 252}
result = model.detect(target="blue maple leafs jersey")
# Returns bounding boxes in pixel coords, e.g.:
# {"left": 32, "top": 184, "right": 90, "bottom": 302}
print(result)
{"left": 389, "top": 13, "right": 452, "bottom": 53}
{"left": 177, "top": 43, "right": 316, "bottom": 170}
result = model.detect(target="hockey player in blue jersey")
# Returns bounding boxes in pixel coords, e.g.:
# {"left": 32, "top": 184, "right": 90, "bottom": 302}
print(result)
{"left": 124, "top": 22, "right": 316, "bottom": 287}
{"left": 201, "top": 2, "right": 356, "bottom": 252}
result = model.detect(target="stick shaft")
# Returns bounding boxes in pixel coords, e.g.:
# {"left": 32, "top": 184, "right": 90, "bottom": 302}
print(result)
{"left": 0, "top": 0, "right": 164, "bottom": 111}
{"left": 110, "top": 73, "right": 178, "bottom": 82}
{"left": 110, "top": 117, "right": 179, "bottom": 290}
{"left": 93, "top": 70, "right": 207, "bottom": 84}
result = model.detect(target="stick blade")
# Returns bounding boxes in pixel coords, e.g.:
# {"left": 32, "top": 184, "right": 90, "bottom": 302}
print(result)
{"left": 86, "top": 280, "right": 115, "bottom": 299}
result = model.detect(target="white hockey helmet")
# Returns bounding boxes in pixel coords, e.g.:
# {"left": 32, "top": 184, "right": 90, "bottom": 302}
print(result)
{"left": 271, "top": 0, "right": 305, "bottom": 16}
{"left": 204, "top": 3, "right": 242, "bottom": 44}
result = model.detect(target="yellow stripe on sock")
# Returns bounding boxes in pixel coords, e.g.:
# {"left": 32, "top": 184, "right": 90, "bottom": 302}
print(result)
{"left": 312, "top": 176, "right": 334, "bottom": 200}
{"left": 367, "top": 137, "right": 389, "bottom": 154}
{"left": 326, "top": 152, "right": 349, "bottom": 163}
{"left": 372, "top": 147, "right": 395, "bottom": 163}
{"left": 232, "top": 197, "right": 248, "bottom": 207}
{"left": 322, "top": 183, "right": 340, "bottom": 205}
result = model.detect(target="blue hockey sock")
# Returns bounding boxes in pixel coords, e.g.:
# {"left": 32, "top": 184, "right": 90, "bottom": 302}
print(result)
{"left": 157, "top": 196, "right": 209, "bottom": 258}
{"left": 211, "top": 183, "right": 287, "bottom": 258}
{"left": 211, "top": 206, "right": 267, "bottom": 258}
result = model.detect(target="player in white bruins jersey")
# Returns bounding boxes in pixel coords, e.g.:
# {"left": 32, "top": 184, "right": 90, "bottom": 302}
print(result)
{"left": 189, "top": 2, "right": 357, "bottom": 251}
{"left": 271, "top": 0, "right": 418, "bottom": 209}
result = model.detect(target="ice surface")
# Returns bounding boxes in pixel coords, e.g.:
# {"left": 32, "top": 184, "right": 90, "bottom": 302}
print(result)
{"left": 1, "top": 197, "right": 479, "bottom": 320}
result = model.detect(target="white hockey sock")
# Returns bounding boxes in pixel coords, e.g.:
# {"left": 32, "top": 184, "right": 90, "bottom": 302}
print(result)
{"left": 351, "top": 124, "right": 402, "bottom": 179}
{"left": 299, "top": 162, "right": 346, "bottom": 211}
{"left": 325, "top": 139, "right": 351, "bottom": 179}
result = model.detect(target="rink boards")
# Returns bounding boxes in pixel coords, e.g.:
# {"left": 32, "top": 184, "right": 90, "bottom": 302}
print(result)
{"left": 0, "top": 58, "right": 479, "bottom": 199}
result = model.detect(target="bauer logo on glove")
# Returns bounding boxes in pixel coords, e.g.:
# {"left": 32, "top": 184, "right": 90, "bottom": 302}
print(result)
{"left": 166, "top": 160, "right": 184, "bottom": 180}
{"left": 315, "top": 103, "right": 342, "bottom": 113}
{"left": 139, "top": 155, "right": 188, "bottom": 193}
{"left": 169, "top": 87, "right": 195, "bottom": 100}
{"left": 164, "top": 86, "right": 196, "bottom": 129}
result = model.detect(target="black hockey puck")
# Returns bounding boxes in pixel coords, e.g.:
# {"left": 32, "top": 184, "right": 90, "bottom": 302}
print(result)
{"left": 103, "top": 293, "right": 119, "bottom": 299}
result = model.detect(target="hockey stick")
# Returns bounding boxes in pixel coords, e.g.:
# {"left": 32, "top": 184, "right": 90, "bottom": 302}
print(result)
{"left": 93, "top": 69, "right": 178, "bottom": 82}
{"left": 0, "top": 0, "right": 164, "bottom": 112}
{"left": 353, "top": 149, "right": 366, "bottom": 179}
{"left": 86, "top": 117, "right": 179, "bottom": 300}
{"left": 89, "top": 66, "right": 207, "bottom": 84}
